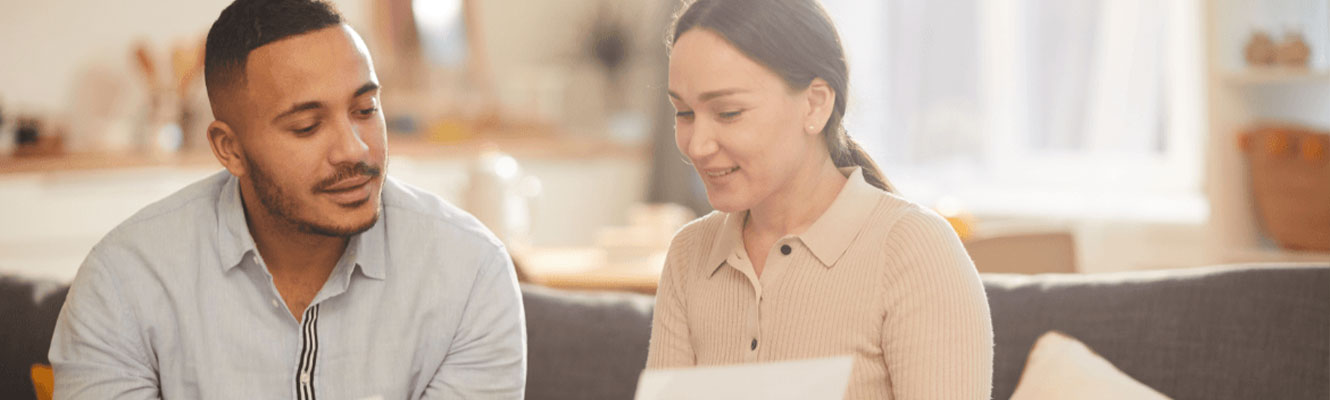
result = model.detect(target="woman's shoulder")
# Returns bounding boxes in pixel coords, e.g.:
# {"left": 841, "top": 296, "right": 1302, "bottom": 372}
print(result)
{"left": 678, "top": 210, "right": 727, "bottom": 234}
{"left": 668, "top": 210, "right": 728, "bottom": 250}
{"left": 861, "top": 192, "right": 976, "bottom": 282}
{"left": 861, "top": 190, "right": 962, "bottom": 249}
{"left": 861, "top": 188, "right": 930, "bottom": 224}
{"left": 657, "top": 211, "right": 733, "bottom": 278}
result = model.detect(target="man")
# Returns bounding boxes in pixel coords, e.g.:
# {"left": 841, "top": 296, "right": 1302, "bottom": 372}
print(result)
{"left": 48, "top": 1, "right": 526, "bottom": 398}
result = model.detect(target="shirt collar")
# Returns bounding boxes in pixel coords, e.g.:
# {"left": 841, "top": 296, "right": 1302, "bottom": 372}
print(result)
{"left": 705, "top": 210, "right": 747, "bottom": 277}
{"left": 215, "top": 174, "right": 387, "bottom": 280}
{"left": 800, "top": 167, "right": 881, "bottom": 267}
{"left": 352, "top": 214, "right": 387, "bottom": 280}
{"left": 703, "top": 167, "right": 881, "bottom": 276}
{"left": 217, "top": 174, "right": 256, "bottom": 272}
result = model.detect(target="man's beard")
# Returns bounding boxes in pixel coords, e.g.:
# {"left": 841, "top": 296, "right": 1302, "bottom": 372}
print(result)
{"left": 246, "top": 158, "right": 383, "bottom": 238}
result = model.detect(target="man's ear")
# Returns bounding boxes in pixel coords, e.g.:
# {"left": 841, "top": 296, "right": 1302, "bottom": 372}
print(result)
{"left": 803, "top": 78, "right": 836, "bottom": 136}
{"left": 207, "top": 120, "right": 247, "bottom": 177}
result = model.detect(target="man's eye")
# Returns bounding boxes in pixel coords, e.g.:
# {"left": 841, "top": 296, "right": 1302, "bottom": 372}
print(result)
{"left": 718, "top": 110, "right": 744, "bottom": 120}
{"left": 294, "top": 123, "right": 319, "bottom": 134}
{"left": 675, "top": 111, "right": 695, "bottom": 119}
{"left": 356, "top": 107, "right": 379, "bottom": 117}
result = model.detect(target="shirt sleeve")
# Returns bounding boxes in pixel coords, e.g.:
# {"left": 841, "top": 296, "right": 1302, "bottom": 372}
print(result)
{"left": 421, "top": 248, "right": 527, "bottom": 399}
{"left": 645, "top": 231, "right": 696, "bottom": 369}
{"left": 49, "top": 250, "right": 161, "bottom": 400}
{"left": 879, "top": 208, "right": 994, "bottom": 399}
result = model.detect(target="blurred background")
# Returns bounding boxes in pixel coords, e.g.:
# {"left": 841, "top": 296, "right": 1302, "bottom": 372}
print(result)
{"left": 0, "top": 0, "right": 1327, "bottom": 291}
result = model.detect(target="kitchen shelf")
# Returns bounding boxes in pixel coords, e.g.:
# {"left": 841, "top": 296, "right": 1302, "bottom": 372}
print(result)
{"left": 1223, "top": 66, "right": 1330, "bottom": 86}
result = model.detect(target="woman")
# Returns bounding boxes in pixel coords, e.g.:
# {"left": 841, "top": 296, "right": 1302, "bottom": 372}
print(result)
{"left": 645, "top": 0, "right": 994, "bottom": 398}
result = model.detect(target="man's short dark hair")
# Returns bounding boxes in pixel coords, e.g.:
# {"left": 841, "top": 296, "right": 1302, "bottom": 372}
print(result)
{"left": 204, "top": 0, "right": 344, "bottom": 101}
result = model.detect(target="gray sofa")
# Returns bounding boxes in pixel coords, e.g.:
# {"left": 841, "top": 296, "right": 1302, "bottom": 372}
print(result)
{"left": 4, "top": 265, "right": 1327, "bottom": 399}
{"left": 983, "top": 265, "right": 1328, "bottom": 399}
{"left": 525, "top": 265, "right": 1330, "bottom": 400}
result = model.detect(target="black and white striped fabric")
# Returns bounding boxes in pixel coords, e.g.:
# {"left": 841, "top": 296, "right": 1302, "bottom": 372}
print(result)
{"left": 296, "top": 305, "right": 321, "bottom": 400}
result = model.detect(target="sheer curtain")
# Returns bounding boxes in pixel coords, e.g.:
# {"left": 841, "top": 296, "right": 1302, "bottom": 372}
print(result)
{"left": 823, "top": 0, "right": 1202, "bottom": 213}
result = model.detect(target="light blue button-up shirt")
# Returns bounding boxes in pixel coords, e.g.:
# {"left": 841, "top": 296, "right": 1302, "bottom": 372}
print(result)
{"left": 49, "top": 171, "right": 526, "bottom": 399}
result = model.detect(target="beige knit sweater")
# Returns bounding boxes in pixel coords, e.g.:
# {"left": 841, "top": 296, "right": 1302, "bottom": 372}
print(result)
{"left": 646, "top": 168, "right": 994, "bottom": 399}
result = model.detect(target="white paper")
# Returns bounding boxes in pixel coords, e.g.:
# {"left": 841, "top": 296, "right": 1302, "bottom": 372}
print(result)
{"left": 634, "top": 356, "right": 854, "bottom": 400}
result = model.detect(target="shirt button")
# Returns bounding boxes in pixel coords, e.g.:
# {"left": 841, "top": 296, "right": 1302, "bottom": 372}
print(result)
{"left": 300, "top": 372, "right": 311, "bottom": 384}
{"left": 751, "top": 338, "right": 758, "bottom": 351}
{"left": 271, "top": 299, "right": 280, "bottom": 308}
{"left": 780, "top": 245, "right": 791, "bottom": 255}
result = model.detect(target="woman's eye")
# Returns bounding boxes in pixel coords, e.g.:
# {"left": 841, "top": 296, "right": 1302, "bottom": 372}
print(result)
{"left": 675, "top": 111, "right": 695, "bottom": 119}
{"left": 356, "top": 107, "right": 379, "bottom": 117}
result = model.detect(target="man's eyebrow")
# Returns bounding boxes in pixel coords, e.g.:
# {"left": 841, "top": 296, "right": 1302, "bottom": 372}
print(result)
{"left": 354, "top": 82, "right": 380, "bottom": 97}
{"left": 271, "top": 101, "right": 324, "bottom": 123}
{"left": 271, "top": 83, "right": 380, "bottom": 123}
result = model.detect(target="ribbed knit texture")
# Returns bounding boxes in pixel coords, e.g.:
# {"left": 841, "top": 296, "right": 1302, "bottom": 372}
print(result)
{"left": 646, "top": 169, "right": 994, "bottom": 399}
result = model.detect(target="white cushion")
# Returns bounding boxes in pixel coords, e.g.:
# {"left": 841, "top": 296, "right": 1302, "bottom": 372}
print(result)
{"left": 1010, "top": 331, "right": 1172, "bottom": 400}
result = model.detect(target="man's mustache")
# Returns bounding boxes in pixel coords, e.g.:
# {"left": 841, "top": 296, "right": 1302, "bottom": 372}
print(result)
{"left": 313, "top": 162, "right": 383, "bottom": 192}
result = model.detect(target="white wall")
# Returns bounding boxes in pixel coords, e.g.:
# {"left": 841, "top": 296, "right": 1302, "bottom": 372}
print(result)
{"left": 0, "top": 0, "right": 660, "bottom": 281}
{"left": 0, "top": 0, "right": 670, "bottom": 137}
{"left": 468, "top": 0, "right": 670, "bottom": 135}
{"left": 0, "top": 0, "right": 367, "bottom": 114}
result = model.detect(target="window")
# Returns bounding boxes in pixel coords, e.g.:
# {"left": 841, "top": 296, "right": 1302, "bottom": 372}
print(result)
{"left": 823, "top": 0, "right": 1205, "bottom": 221}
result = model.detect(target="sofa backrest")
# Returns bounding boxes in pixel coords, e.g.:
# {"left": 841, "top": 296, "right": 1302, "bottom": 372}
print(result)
{"left": 985, "top": 265, "right": 1330, "bottom": 400}
{"left": 522, "top": 284, "right": 655, "bottom": 400}
{"left": 0, "top": 276, "right": 69, "bottom": 400}
{"left": 7, "top": 265, "right": 1326, "bottom": 400}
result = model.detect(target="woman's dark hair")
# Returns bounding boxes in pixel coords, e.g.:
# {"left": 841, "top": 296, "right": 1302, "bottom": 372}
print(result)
{"left": 669, "top": 0, "right": 894, "bottom": 192}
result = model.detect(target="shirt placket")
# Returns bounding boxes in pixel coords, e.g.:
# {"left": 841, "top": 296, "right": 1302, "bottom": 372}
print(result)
{"left": 292, "top": 259, "right": 354, "bottom": 400}
{"left": 745, "top": 287, "right": 762, "bottom": 363}
{"left": 296, "top": 305, "right": 321, "bottom": 400}
{"left": 250, "top": 249, "right": 357, "bottom": 400}
{"left": 749, "top": 237, "right": 799, "bottom": 363}
{"left": 726, "top": 250, "right": 764, "bottom": 363}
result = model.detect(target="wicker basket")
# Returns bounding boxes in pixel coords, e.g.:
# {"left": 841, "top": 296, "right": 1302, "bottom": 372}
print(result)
{"left": 1239, "top": 125, "right": 1330, "bottom": 251}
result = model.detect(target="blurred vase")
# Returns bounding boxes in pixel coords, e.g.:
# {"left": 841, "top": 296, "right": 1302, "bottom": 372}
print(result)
{"left": 464, "top": 151, "right": 542, "bottom": 250}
